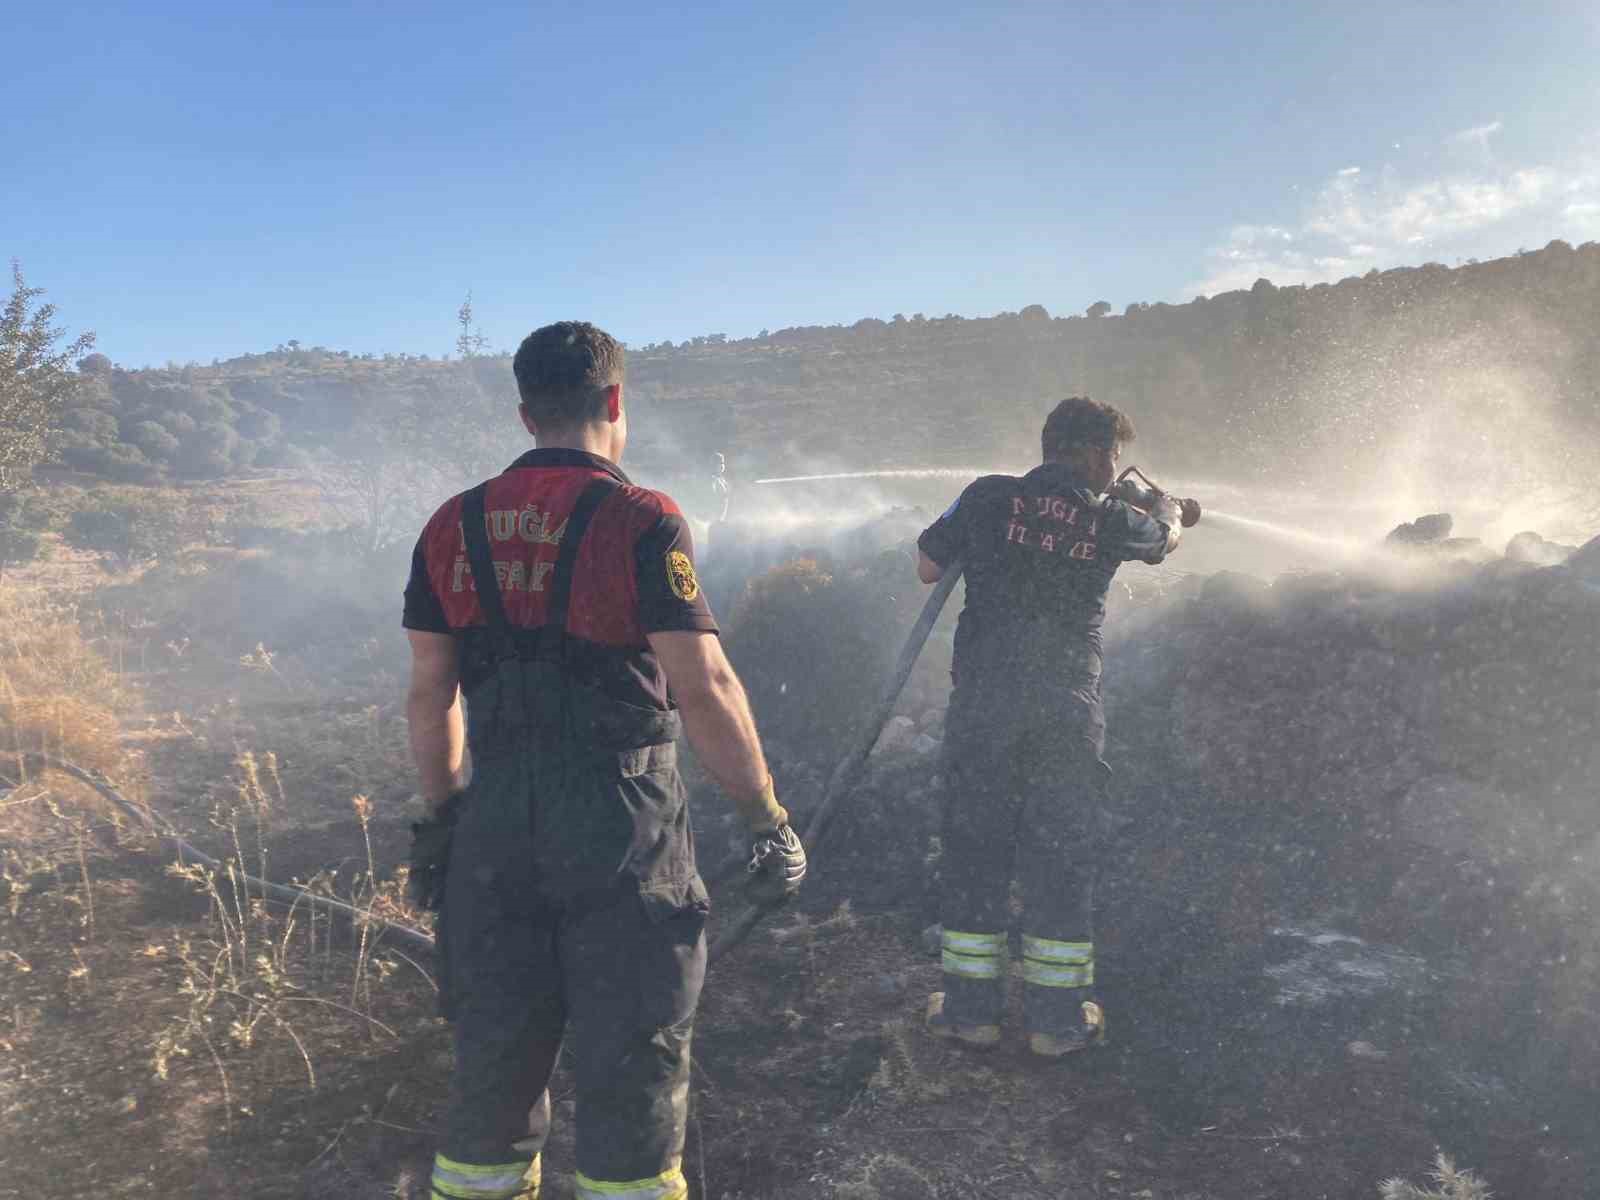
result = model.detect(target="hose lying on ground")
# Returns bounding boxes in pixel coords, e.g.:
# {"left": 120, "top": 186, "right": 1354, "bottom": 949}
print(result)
{"left": 707, "top": 564, "right": 963, "bottom": 962}
{"left": 5, "top": 753, "right": 436, "bottom": 954}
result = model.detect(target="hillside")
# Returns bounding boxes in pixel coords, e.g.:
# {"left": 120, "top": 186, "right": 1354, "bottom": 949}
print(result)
{"left": 50, "top": 240, "right": 1600, "bottom": 506}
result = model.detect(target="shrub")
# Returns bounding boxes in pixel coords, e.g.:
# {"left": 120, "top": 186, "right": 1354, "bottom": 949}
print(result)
{"left": 0, "top": 525, "right": 45, "bottom": 575}
{"left": 64, "top": 493, "right": 186, "bottom": 568}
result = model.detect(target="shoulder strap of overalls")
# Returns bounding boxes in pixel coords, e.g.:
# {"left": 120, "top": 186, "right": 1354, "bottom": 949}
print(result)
{"left": 459, "top": 476, "right": 623, "bottom": 663}
{"left": 542, "top": 477, "right": 623, "bottom": 654}
{"left": 460, "top": 483, "right": 516, "bottom": 662}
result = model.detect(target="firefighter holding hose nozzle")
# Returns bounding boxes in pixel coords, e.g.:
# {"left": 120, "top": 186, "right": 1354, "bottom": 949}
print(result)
{"left": 916, "top": 396, "right": 1197, "bottom": 1057}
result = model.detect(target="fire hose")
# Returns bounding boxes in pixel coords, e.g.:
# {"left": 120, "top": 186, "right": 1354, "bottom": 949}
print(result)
{"left": 707, "top": 564, "right": 964, "bottom": 961}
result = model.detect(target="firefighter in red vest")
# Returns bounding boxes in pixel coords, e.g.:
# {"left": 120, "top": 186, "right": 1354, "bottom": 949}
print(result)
{"left": 916, "top": 396, "right": 1184, "bottom": 1056}
{"left": 403, "top": 322, "right": 805, "bottom": 1200}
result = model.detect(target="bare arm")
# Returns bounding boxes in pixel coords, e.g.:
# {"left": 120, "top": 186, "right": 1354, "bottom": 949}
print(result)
{"left": 917, "top": 550, "right": 945, "bottom": 584}
{"left": 406, "top": 630, "right": 468, "bottom": 813}
{"left": 648, "top": 629, "right": 785, "bottom": 831}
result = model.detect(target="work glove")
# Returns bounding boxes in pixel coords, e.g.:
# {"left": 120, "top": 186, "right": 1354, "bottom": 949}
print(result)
{"left": 746, "top": 823, "right": 807, "bottom": 904}
{"left": 408, "top": 790, "right": 465, "bottom": 912}
{"left": 1149, "top": 492, "right": 1183, "bottom": 528}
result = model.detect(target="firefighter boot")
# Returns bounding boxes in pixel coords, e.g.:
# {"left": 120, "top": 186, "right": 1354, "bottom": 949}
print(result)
{"left": 1027, "top": 994, "right": 1106, "bottom": 1058}
{"left": 925, "top": 992, "right": 1000, "bottom": 1047}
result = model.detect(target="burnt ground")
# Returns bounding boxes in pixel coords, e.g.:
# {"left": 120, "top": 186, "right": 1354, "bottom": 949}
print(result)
{"left": 5, "top": 732, "right": 1597, "bottom": 1200}
{"left": 5, "top": 542, "right": 1600, "bottom": 1199}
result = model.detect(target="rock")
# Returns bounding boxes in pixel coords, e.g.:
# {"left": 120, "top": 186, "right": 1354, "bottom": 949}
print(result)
{"left": 921, "top": 923, "right": 942, "bottom": 957}
{"left": 1386, "top": 513, "right": 1454, "bottom": 546}
{"left": 1506, "top": 531, "right": 1577, "bottom": 566}
{"left": 874, "top": 715, "right": 917, "bottom": 755}
{"left": 911, "top": 733, "right": 941, "bottom": 756}
{"left": 918, "top": 707, "right": 944, "bottom": 731}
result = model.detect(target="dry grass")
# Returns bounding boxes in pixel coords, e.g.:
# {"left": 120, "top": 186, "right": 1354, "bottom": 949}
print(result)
{"left": 152, "top": 763, "right": 416, "bottom": 1133}
{"left": 0, "top": 586, "right": 129, "bottom": 774}
{"left": 1380, "top": 1153, "right": 1494, "bottom": 1200}
{"left": 0, "top": 584, "right": 140, "bottom": 930}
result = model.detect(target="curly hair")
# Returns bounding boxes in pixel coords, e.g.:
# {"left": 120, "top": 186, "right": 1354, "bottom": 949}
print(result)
{"left": 512, "top": 321, "right": 626, "bottom": 428}
{"left": 1041, "top": 396, "right": 1136, "bottom": 460}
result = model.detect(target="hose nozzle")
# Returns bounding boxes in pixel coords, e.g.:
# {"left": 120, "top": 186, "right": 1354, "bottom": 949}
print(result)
{"left": 1110, "top": 467, "right": 1202, "bottom": 527}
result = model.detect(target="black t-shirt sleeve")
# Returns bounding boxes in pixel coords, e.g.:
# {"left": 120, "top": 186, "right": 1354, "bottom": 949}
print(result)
{"left": 634, "top": 512, "right": 719, "bottom": 635}
{"left": 401, "top": 535, "right": 452, "bottom": 633}
{"left": 1101, "top": 500, "right": 1173, "bottom": 565}
{"left": 918, "top": 483, "right": 976, "bottom": 567}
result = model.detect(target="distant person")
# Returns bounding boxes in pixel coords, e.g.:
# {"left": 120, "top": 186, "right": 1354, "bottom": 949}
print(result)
{"left": 402, "top": 322, "right": 805, "bottom": 1200}
{"left": 916, "top": 396, "right": 1186, "bottom": 1057}
{"left": 711, "top": 450, "right": 731, "bottom": 521}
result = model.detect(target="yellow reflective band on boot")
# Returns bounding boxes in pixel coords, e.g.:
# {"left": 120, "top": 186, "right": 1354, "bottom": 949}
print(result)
{"left": 1021, "top": 937, "right": 1094, "bottom": 988}
{"left": 574, "top": 1161, "right": 688, "bottom": 1200}
{"left": 941, "top": 928, "right": 1004, "bottom": 981}
{"left": 432, "top": 1152, "right": 540, "bottom": 1200}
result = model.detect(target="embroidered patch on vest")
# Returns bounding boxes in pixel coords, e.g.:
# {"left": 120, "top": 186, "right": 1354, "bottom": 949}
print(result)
{"left": 666, "top": 550, "right": 700, "bottom": 602}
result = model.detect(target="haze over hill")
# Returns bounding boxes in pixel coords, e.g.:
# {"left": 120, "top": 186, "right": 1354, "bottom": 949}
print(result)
{"left": 50, "top": 239, "right": 1600, "bottom": 551}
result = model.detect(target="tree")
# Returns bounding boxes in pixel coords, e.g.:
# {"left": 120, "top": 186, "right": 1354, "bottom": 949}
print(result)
{"left": 0, "top": 491, "right": 48, "bottom": 582}
{"left": 456, "top": 291, "right": 489, "bottom": 359}
{"left": 1, "top": 262, "right": 95, "bottom": 490}
{"left": 64, "top": 494, "right": 184, "bottom": 569}
{"left": 1085, "top": 300, "right": 1111, "bottom": 318}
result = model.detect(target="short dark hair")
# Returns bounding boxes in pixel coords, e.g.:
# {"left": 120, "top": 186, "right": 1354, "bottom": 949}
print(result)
{"left": 1041, "top": 396, "right": 1136, "bottom": 460}
{"left": 512, "top": 321, "right": 625, "bottom": 428}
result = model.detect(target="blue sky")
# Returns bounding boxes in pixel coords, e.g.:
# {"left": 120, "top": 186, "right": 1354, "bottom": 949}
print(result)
{"left": 5, "top": 0, "right": 1599, "bottom": 367}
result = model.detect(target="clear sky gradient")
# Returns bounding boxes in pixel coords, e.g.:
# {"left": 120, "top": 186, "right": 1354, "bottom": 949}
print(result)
{"left": 6, "top": 0, "right": 1599, "bottom": 366}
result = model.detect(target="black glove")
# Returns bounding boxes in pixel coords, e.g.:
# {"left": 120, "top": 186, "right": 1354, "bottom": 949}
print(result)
{"left": 408, "top": 791, "right": 465, "bottom": 912}
{"left": 746, "top": 823, "right": 807, "bottom": 904}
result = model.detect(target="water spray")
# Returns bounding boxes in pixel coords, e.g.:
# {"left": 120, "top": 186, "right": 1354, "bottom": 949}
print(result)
{"left": 753, "top": 467, "right": 1013, "bottom": 485}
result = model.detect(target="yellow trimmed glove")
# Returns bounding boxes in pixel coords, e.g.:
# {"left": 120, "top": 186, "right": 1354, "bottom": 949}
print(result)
{"left": 747, "top": 823, "right": 807, "bottom": 903}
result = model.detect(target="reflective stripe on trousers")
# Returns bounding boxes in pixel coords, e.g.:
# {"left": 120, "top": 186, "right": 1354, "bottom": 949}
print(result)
{"left": 432, "top": 1152, "right": 540, "bottom": 1200}
{"left": 1021, "top": 936, "right": 1094, "bottom": 988}
{"left": 941, "top": 928, "right": 1004, "bottom": 980}
{"left": 575, "top": 1160, "right": 688, "bottom": 1199}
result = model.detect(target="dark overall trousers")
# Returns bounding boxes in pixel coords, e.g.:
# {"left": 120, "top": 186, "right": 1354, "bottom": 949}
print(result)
{"left": 937, "top": 667, "right": 1108, "bottom": 1040}
{"left": 432, "top": 480, "right": 706, "bottom": 1200}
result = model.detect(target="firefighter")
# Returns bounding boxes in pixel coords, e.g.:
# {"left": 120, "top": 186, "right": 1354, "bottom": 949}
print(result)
{"left": 915, "top": 396, "right": 1183, "bottom": 1057}
{"left": 403, "top": 321, "right": 806, "bottom": 1200}
{"left": 711, "top": 451, "right": 731, "bottom": 521}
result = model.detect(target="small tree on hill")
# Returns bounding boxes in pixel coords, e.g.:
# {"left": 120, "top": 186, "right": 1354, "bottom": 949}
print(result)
{"left": 456, "top": 291, "right": 489, "bottom": 359}
{"left": 0, "top": 262, "right": 96, "bottom": 490}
